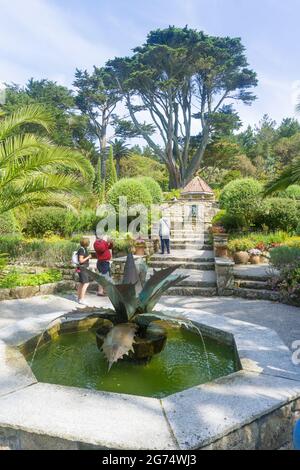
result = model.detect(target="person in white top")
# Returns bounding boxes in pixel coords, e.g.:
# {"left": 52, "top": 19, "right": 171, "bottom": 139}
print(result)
{"left": 158, "top": 216, "right": 171, "bottom": 255}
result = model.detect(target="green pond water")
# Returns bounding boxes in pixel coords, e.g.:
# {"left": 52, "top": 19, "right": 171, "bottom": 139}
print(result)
{"left": 26, "top": 328, "right": 239, "bottom": 398}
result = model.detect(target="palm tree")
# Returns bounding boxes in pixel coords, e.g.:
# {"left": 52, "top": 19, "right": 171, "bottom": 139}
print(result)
{"left": 264, "top": 157, "right": 300, "bottom": 195}
{"left": 264, "top": 96, "right": 300, "bottom": 195}
{"left": 0, "top": 105, "right": 94, "bottom": 214}
{"left": 110, "top": 138, "right": 130, "bottom": 176}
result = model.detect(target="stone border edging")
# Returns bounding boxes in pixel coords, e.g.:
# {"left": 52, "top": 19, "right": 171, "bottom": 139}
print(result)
{"left": 0, "top": 308, "right": 300, "bottom": 449}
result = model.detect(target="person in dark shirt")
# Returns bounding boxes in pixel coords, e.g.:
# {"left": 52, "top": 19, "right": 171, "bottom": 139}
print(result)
{"left": 76, "top": 238, "right": 91, "bottom": 305}
{"left": 94, "top": 234, "right": 113, "bottom": 296}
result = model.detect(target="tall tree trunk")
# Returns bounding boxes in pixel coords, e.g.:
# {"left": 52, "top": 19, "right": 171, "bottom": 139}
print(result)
{"left": 167, "top": 162, "right": 181, "bottom": 189}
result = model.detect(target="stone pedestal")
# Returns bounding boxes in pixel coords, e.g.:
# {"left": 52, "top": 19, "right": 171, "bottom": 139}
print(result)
{"left": 215, "top": 258, "right": 235, "bottom": 295}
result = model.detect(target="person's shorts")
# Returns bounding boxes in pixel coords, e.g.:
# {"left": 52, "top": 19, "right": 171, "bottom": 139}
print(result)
{"left": 97, "top": 260, "right": 111, "bottom": 277}
{"left": 77, "top": 269, "right": 90, "bottom": 284}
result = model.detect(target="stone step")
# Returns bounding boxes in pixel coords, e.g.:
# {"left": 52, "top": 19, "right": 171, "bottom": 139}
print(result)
{"left": 148, "top": 260, "right": 215, "bottom": 271}
{"left": 170, "top": 243, "right": 213, "bottom": 251}
{"left": 151, "top": 250, "right": 215, "bottom": 263}
{"left": 147, "top": 269, "right": 217, "bottom": 288}
{"left": 234, "top": 273, "right": 270, "bottom": 282}
{"left": 165, "top": 286, "right": 218, "bottom": 297}
{"left": 232, "top": 287, "right": 280, "bottom": 302}
{"left": 234, "top": 280, "right": 270, "bottom": 290}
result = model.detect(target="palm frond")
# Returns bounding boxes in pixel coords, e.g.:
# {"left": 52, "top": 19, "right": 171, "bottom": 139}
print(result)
{"left": 0, "top": 134, "right": 52, "bottom": 165}
{"left": 0, "top": 146, "right": 94, "bottom": 186}
{"left": 264, "top": 157, "right": 300, "bottom": 196}
{"left": 0, "top": 104, "right": 54, "bottom": 140}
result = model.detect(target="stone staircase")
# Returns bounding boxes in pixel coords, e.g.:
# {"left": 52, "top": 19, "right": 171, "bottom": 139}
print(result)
{"left": 148, "top": 230, "right": 217, "bottom": 296}
{"left": 232, "top": 265, "right": 280, "bottom": 301}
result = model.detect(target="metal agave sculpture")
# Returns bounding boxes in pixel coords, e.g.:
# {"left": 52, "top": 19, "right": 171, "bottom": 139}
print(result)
{"left": 83, "top": 254, "right": 188, "bottom": 369}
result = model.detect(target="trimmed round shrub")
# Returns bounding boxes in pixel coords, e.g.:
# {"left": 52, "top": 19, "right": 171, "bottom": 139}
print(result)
{"left": 219, "top": 178, "right": 263, "bottom": 229}
{"left": 221, "top": 170, "right": 242, "bottom": 188}
{"left": 107, "top": 178, "right": 153, "bottom": 211}
{"left": 137, "top": 177, "right": 163, "bottom": 204}
{"left": 0, "top": 212, "right": 20, "bottom": 235}
{"left": 256, "top": 198, "right": 299, "bottom": 232}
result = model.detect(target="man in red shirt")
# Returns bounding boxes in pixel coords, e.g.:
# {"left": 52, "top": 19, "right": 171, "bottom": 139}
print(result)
{"left": 94, "top": 235, "right": 113, "bottom": 296}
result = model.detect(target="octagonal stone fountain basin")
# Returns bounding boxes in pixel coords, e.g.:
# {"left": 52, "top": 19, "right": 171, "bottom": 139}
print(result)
{"left": 20, "top": 315, "right": 240, "bottom": 399}
{"left": 0, "top": 307, "right": 300, "bottom": 450}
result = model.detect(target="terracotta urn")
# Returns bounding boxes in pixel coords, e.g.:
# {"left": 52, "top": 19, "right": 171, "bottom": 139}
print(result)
{"left": 250, "top": 255, "right": 261, "bottom": 265}
{"left": 233, "top": 251, "right": 249, "bottom": 265}
{"left": 135, "top": 245, "right": 145, "bottom": 256}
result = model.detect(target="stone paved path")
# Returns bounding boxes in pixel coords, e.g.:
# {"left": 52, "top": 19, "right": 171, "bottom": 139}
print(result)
{"left": 0, "top": 293, "right": 299, "bottom": 351}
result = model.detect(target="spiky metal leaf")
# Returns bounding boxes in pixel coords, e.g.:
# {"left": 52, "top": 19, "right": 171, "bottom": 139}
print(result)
{"left": 102, "top": 323, "right": 138, "bottom": 371}
{"left": 82, "top": 268, "right": 137, "bottom": 322}
{"left": 123, "top": 252, "right": 141, "bottom": 292}
{"left": 138, "top": 265, "right": 188, "bottom": 312}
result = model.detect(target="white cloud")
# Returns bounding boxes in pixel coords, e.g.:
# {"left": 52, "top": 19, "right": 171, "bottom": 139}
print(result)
{"left": 0, "top": 0, "right": 116, "bottom": 85}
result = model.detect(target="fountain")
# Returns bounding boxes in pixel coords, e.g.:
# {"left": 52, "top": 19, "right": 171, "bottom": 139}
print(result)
{"left": 22, "top": 254, "right": 239, "bottom": 397}
{"left": 1, "top": 254, "right": 299, "bottom": 449}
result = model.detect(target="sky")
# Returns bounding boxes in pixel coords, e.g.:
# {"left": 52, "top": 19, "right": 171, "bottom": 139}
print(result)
{"left": 0, "top": 0, "right": 300, "bottom": 132}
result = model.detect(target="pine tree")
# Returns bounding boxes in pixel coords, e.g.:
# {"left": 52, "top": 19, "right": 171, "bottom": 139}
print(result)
{"left": 105, "top": 145, "right": 118, "bottom": 192}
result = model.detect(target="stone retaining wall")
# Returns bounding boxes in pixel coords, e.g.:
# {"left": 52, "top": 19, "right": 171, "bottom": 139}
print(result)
{"left": 201, "top": 399, "right": 300, "bottom": 450}
{"left": 0, "top": 280, "right": 76, "bottom": 301}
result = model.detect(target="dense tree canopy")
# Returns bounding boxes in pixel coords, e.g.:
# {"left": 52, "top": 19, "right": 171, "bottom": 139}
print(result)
{"left": 107, "top": 26, "right": 257, "bottom": 188}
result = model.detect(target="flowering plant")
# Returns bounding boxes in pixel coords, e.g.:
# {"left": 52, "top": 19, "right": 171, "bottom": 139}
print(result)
{"left": 135, "top": 235, "right": 146, "bottom": 246}
{"left": 255, "top": 242, "right": 266, "bottom": 252}
{"left": 249, "top": 248, "right": 262, "bottom": 256}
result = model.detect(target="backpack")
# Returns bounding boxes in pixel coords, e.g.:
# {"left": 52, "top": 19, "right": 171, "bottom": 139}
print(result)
{"left": 71, "top": 250, "right": 79, "bottom": 267}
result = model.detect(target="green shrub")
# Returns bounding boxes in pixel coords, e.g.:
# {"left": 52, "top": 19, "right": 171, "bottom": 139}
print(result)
{"left": 120, "top": 154, "right": 169, "bottom": 190}
{"left": 163, "top": 189, "right": 181, "bottom": 201}
{"left": 0, "top": 235, "right": 77, "bottom": 265}
{"left": 0, "top": 212, "right": 20, "bottom": 235}
{"left": 65, "top": 209, "right": 100, "bottom": 235}
{"left": 270, "top": 246, "right": 300, "bottom": 269}
{"left": 23, "top": 208, "right": 101, "bottom": 237}
{"left": 294, "top": 222, "right": 300, "bottom": 237}
{"left": 109, "top": 231, "right": 134, "bottom": 252}
{"left": 0, "top": 235, "right": 24, "bottom": 258}
{"left": 228, "top": 231, "right": 289, "bottom": 251}
{"left": 23, "top": 208, "right": 68, "bottom": 238}
{"left": 107, "top": 178, "right": 153, "bottom": 211}
{"left": 280, "top": 185, "right": 300, "bottom": 200}
{"left": 0, "top": 268, "right": 62, "bottom": 288}
{"left": 256, "top": 198, "right": 299, "bottom": 232}
{"left": 219, "top": 178, "right": 263, "bottom": 229}
{"left": 221, "top": 170, "right": 242, "bottom": 188}
{"left": 137, "top": 177, "right": 163, "bottom": 204}
{"left": 228, "top": 238, "right": 254, "bottom": 252}
{"left": 212, "top": 210, "right": 242, "bottom": 232}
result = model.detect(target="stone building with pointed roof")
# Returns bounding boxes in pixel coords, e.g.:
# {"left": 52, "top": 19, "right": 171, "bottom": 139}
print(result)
{"left": 155, "top": 176, "right": 218, "bottom": 238}
{"left": 181, "top": 176, "right": 215, "bottom": 201}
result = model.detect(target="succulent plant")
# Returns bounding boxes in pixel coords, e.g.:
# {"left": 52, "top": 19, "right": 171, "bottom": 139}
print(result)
{"left": 83, "top": 254, "right": 188, "bottom": 369}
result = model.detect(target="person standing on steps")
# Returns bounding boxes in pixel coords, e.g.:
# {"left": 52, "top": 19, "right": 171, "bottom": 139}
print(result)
{"left": 76, "top": 238, "right": 92, "bottom": 305}
{"left": 94, "top": 234, "right": 113, "bottom": 296}
{"left": 159, "top": 215, "right": 171, "bottom": 255}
